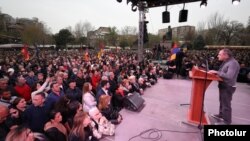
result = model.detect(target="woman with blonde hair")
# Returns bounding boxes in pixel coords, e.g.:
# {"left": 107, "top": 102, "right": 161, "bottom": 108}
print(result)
{"left": 88, "top": 107, "right": 115, "bottom": 137}
{"left": 5, "top": 125, "right": 47, "bottom": 141}
{"left": 69, "top": 111, "right": 99, "bottom": 141}
{"left": 98, "top": 95, "right": 122, "bottom": 125}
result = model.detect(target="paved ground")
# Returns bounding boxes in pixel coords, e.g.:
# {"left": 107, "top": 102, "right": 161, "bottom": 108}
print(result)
{"left": 101, "top": 78, "right": 250, "bottom": 141}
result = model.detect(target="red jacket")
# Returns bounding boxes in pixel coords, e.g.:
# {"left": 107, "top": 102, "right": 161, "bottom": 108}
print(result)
{"left": 91, "top": 75, "right": 101, "bottom": 89}
{"left": 14, "top": 84, "right": 32, "bottom": 101}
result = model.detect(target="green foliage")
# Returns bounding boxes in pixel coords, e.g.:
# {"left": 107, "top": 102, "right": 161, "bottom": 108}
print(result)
{"left": 119, "top": 39, "right": 129, "bottom": 49}
{"left": 21, "top": 24, "right": 45, "bottom": 44}
{"left": 105, "top": 26, "right": 118, "bottom": 46}
{"left": 79, "top": 36, "right": 87, "bottom": 44}
{"left": 193, "top": 35, "right": 205, "bottom": 50}
{"left": 54, "top": 29, "right": 73, "bottom": 50}
{"left": 247, "top": 16, "right": 250, "bottom": 33}
{"left": 118, "top": 34, "right": 137, "bottom": 49}
{"left": 145, "top": 33, "right": 161, "bottom": 48}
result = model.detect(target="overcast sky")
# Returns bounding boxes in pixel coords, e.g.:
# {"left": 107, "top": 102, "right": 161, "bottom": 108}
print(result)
{"left": 0, "top": 0, "right": 249, "bottom": 34}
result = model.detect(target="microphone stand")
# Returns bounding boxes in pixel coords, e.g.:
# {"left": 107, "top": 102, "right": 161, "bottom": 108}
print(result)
{"left": 181, "top": 60, "right": 209, "bottom": 141}
{"left": 197, "top": 59, "right": 209, "bottom": 140}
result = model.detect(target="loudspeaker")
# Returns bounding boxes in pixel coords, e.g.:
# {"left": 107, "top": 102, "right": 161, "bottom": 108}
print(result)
{"left": 162, "top": 11, "right": 170, "bottom": 23}
{"left": 124, "top": 92, "right": 145, "bottom": 111}
{"left": 179, "top": 9, "right": 188, "bottom": 22}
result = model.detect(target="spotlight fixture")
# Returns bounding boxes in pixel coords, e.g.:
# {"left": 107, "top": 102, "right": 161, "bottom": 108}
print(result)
{"left": 200, "top": 0, "right": 207, "bottom": 8}
{"left": 179, "top": 3, "right": 188, "bottom": 22}
{"left": 232, "top": 0, "right": 240, "bottom": 5}
{"left": 162, "top": 6, "right": 170, "bottom": 23}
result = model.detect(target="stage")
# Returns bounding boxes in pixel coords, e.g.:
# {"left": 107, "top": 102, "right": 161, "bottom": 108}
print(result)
{"left": 101, "top": 78, "right": 250, "bottom": 141}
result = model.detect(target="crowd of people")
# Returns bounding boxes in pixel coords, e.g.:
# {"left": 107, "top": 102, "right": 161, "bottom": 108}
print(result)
{"left": 0, "top": 49, "right": 160, "bottom": 141}
{"left": 161, "top": 48, "right": 250, "bottom": 82}
{"left": 0, "top": 47, "right": 249, "bottom": 140}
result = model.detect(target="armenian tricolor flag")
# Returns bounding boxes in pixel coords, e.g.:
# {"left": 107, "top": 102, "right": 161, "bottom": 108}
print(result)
{"left": 170, "top": 42, "right": 180, "bottom": 60}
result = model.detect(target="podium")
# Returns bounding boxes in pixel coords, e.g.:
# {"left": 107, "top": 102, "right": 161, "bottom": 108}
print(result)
{"left": 187, "top": 67, "right": 222, "bottom": 125}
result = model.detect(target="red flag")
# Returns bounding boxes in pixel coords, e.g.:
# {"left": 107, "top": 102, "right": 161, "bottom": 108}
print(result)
{"left": 21, "top": 44, "right": 30, "bottom": 61}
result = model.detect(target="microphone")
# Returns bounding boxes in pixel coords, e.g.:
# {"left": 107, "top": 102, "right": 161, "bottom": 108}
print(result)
{"left": 200, "top": 58, "right": 209, "bottom": 71}
{"left": 205, "top": 59, "right": 209, "bottom": 72}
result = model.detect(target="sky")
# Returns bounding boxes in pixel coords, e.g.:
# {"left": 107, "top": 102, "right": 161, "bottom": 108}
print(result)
{"left": 0, "top": 0, "right": 250, "bottom": 34}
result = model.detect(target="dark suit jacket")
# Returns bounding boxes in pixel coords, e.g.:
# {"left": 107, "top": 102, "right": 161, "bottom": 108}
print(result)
{"left": 96, "top": 88, "right": 111, "bottom": 103}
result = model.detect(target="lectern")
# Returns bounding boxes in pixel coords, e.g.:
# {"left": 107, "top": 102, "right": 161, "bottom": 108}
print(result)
{"left": 188, "top": 67, "right": 222, "bottom": 125}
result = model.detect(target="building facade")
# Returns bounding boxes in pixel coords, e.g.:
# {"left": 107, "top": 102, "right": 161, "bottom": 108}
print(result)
{"left": 158, "top": 25, "right": 195, "bottom": 42}
{"left": 172, "top": 25, "right": 195, "bottom": 41}
{"left": 87, "top": 27, "right": 110, "bottom": 48}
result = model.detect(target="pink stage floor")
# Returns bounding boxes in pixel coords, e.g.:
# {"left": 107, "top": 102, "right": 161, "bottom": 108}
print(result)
{"left": 101, "top": 78, "right": 250, "bottom": 141}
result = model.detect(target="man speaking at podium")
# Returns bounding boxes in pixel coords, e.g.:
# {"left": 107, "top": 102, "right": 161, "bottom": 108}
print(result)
{"left": 209, "top": 49, "right": 240, "bottom": 125}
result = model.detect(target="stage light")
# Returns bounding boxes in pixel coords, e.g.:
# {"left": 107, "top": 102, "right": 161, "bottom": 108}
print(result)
{"left": 162, "top": 11, "right": 170, "bottom": 23}
{"left": 179, "top": 10, "right": 188, "bottom": 22}
{"left": 179, "top": 4, "right": 188, "bottom": 22}
{"left": 232, "top": 0, "right": 240, "bottom": 5}
{"left": 200, "top": 0, "right": 207, "bottom": 8}
{"left": 162, "top": 6, "right": 170, "bottom": 23}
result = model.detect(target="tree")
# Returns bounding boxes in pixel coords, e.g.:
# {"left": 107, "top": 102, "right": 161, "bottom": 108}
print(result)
{"left": 0, "top": 11, "right": 5, "bottom": 33}
{"left": 193, "top": 35, "right": 205, "bottom": 50}
{"left": 196, "top": 21, "right": 206, "bottom": 37}
{"left": 219, "top": 21, "right": 244, "bottom": 45}
{"left": 247, "top": 16, "right": 250, "bottom": 33}
{"left": 239, "top": 16, "right": 250, "bottom": 45}
{"left": 203, "top": 13, "right": 244, "bottom": 45}
{"left": 74, "top": 21, "right": 84, "bottom": 39}
{"left": 119, "top": 37, "right": 129, "bottom": 49}
{"left": 74, "top": 21, "right": 94, "bottom": 38}
{"left": 74, "top": 21, "right": 94, "bottom": 46}
{"left": 121, "top": 26, "right": 137, "bottom": 35}
{"left": 120, "top": 26, "right": 137, "bottom": 48}
{"left": 204, "top": 30, "right": 214, "bottom": 45}
{"left": 54, "top": 29, "right": 73, "bottom": 50}
{"left": 79, "top": 36, "right": 87, "bottom": 45}
{"left": 82, "top": 21, "right": 95, "bottom": 36}
{"left": 81, "top": 21, "right": 95, "bottom": 46}
{"left": 105, "top": 26, "right": 118, "bottom": 46}
{"left": 206, "top": 12, "right": 225, "bottom": 44}
{"left": 118, "top": 34, "right": 137, "bottom": 49}
{"left": 20, "top": 20, "right": 50, "bottom": 45}
{"left": 144, "top": 33, "right": 161, "bottom": 48}
{"left": 184, "top": 29, "right": 195, "bottom": 43}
